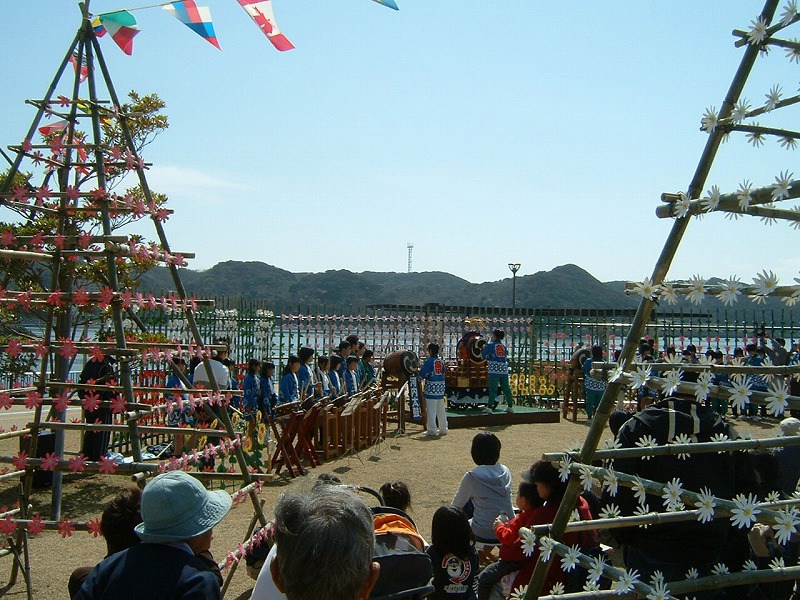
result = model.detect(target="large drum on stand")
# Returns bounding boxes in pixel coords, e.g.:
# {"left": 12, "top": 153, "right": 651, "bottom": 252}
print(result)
{"left": 447, "top": 331, "right": 490, "bottom": 408}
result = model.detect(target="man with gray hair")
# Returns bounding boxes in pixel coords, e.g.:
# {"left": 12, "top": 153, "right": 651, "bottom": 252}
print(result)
{"left": 268, "top": 486, "right": 380, "bottom": 600}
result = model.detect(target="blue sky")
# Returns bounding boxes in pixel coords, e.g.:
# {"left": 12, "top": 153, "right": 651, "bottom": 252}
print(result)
{"left": 1, "top": 1, "right": 799, "bottom": 286}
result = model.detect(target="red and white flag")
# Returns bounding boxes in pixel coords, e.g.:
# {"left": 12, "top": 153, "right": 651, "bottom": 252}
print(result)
{"left": 236, "top": 0, "right": 294, "bottom": 51}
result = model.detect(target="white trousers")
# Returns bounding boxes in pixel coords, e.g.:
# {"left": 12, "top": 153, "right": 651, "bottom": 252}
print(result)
{"left": 425, "top": 398, "right": 448, "bottom": 435}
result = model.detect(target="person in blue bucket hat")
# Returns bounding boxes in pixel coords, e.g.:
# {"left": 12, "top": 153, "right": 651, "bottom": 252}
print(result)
{"left": 75, "top": 470, "right": 232, "bottom": 600}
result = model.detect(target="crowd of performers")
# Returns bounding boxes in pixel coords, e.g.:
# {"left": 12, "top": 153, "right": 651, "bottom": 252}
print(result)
{"left": 569, "top": 333, "right": 800, "bottom": 421}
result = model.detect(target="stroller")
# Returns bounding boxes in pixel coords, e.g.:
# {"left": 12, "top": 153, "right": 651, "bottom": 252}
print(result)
{"left": 357, "top": 485, "right": 434, "bottom": 600}
{"left": 245, "top": 484, "right": 434, "bottom": 600}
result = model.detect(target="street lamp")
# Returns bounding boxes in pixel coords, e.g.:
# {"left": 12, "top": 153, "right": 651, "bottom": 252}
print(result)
{"left": 508, "top": 263, "right": 521, "bottom": 310}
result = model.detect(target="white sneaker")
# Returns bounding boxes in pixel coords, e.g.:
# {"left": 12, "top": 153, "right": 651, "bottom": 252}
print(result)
{"left": 425, "top": 431, "right": 438, "bottom": 437}
{"left": 440, "top": 430, "right": 448, "bottom": 436}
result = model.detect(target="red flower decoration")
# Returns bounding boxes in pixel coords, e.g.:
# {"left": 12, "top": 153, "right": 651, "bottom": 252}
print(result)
{"left": 5, "top": 339, "right": 22, "bottom": 359}
{"left": 77, "top": 231, "right": 94, "bottom": 250}
{"left": 59, "top": 338, "right": 77, "bottom": 359}
{"left": 89, "top": 346, "right": 105, "bottom": 363}
{"left": 40, "top": 452, "right": 60, "bottom": 471}
{"left": 65, "top": 185, "right": 80, "bottom": 201}
{"left": 0, "top": 516, "right": 17, "bottom": 537}
{"left": 0, "top": 230, "right": 15, "bottom": 246}
{"left": 33, "top": 342, "right": 48, "bottom": 359}
{"left": 27, "top": 514, "right": 44, "bottom": 537}
{"left": 68, "top": 455, "right": 88, "bottom": 473}
{"left": 24, "top": 391, "right": 42, "bottom": 410}
{"left": 97, "top": 287, "right": 114, "bottom": 309}
{"left": 98, "top": 456, "right": 117, "bottom": 475}
{"left": 72, "top": 288, "right": 90, "bottom": 307}
{"left": 82, "top": 391, "right": 101, "bottom": 412}
{"left": 58, "top": 518, "right": 75, "bottom": 538}
{"left": 46, "top": 290, "right": 64, "bottom": 308}
{"left": 11, "top": 452, "right": 27, "bottom": 471}
{"left": 54, "top": 392, "right": 71, "bottom": 412}
{"left": 90, "top": 187, "right": 107, "bottom": 201}
{"left": 110, "top": 394, "right": 126, "bottom": 414}
{"left": 87, "top": 518, "right": 102, "bottom": 537}
{"left": 0, "top": 391, "right": 11, "bottom": 410}
{"left": 17, "top": 291, "right": 32, "bottom": 311}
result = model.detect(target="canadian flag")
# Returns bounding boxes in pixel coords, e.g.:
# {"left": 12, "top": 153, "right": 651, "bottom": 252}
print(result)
{"left": 236, "top": 0, "right": 294, "bottom": 51}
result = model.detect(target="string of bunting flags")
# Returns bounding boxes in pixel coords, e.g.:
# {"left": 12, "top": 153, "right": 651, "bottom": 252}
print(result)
{"left": 90, "top": 0, "right": 398, "bottom": 56}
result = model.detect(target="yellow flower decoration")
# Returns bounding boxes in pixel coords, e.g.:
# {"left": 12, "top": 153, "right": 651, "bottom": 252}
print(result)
{"left": 257, "top": 423, "right": 267, "bottom": 445}
{"left": 243, "top": 437, "right": 253, "bottom": 452}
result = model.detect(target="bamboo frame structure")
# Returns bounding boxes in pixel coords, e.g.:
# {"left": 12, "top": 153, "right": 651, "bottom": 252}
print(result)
{"left": 525, "top": 1, "right": 800, "bottom": 597}
{"left": 0, "top": 3, "right": 271, "bottom": 596}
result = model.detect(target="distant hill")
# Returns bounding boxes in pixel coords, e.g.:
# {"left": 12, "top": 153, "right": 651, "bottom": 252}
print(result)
{"left": 138, "top": 261, "right": 791, "bottom": 312}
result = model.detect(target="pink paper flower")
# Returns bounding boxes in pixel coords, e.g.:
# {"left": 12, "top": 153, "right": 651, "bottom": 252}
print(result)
{"left": 58, "top": 518, "right": 75, "bottom": 537}
{"left": 89, "top": 346, "right": 105, "bottom": 363}
{"left": 24, "top": 391, "right": 42, "bottom": 410}
{"left": 41, "top": 452, "right": 60, "bottom": 471}
{"left": 82, "top": 391, "right": 101, "bottom": 412}
{"left": 0, "top": 391, "right": 12, "bottom": 410}
{"left": 87, "top": 517, "right": 102, "bottom": 537}
{"left": 98, "top": 456, "right": 118, "bottom": 475}
{"left": 27, "top": 514, "right": 44, "bottom": 536}
{"left": 54, "top": 392, "right": 71, "bottom": 412}
{"left": 12, "top": 452, "right": 28, "bottom": 471}
{"left": 68, "top": 455, "right": 88, "bottom": 473}
{"left": 58, "top": 338, "right": 77, "bottom": 359}
{"left": 0, "top": 516, "right": 17, "bottom": 537}
{"left": 110, "top": 394, "right": 126, "bottom": 414}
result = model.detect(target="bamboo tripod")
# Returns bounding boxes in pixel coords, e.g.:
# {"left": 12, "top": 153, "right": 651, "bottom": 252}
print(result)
{"left": 525, "top": 0, "right": 800, "bottom": 597}
{"left": 0, "top": 2, "right": 268, "bottom": 597}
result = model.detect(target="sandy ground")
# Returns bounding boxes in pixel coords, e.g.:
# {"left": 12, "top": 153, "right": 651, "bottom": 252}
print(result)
{"left": 0, "top": 412, "right": 777, "bottom": 599}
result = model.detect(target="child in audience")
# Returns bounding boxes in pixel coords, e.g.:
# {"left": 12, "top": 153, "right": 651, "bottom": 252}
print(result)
{"left": 380, "top": 481, "right": 412, "bottom": 513}
{"left": 427, "top": 506, "right": 478, "bottom": 600}
{"left": 477, "top": 482, "right": 541, "bottom": 600}
{"left": 452, "top": 433, "right": 515, "bottom": 543}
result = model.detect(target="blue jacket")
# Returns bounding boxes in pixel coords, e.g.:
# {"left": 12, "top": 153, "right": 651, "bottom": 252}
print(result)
{"left": 74, "top": 543, "right": 220, "bottom": 600}
{"left": 419, "top": 355, "right": 446, "bottom": 400}
{"left": 279, "top": 372, "right": 299, "bottom": 404}
{"left": 345, "top": 369, "right": 360, "bottom": 396}
{"left": 297, "top": 363, "right": 315, "bottom": 399}
{"left": 329, "top": 370, "right": 341, "bottom": 396}
{"left": 242, "top": 373, "right": 260, "bottom": 419}
{"left": 260, "top": 375, "right": 278, "bottom": 412}
{"left": 481, "top": 341, "right": 509, "bottom": 376}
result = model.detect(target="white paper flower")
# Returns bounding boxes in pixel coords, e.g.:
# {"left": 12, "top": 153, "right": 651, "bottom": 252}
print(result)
{"left": 731, "top": 98, "right": 750, "bottom": 123}
{"left": 558, "top": 456, "right": 572, "bottom": 482}
{"left": 663, "top": 369, "right": 683, "bottom": 396}
{"left": 561, "top": 545, "right": 581, "bottom": 573}
{"left": 765, "top": 490, "right": 781, "bottom": 503}
{"left": 711, "top": 562, "right": 730, "bottom": 576}
{"left": 636, "top": 434, "right": 659, "bottom": 459}
{"left": 662, "top": 477, "right": 685, "bottom": 511}
{"left": 781, "top": 0, "right": 798, "bottom": 26}
{"left": 765, "top": 84, "right": 783, "bottom": 111}
{"left": 701, "top": 185, "right": 722, "bottom": 212}
{"left": 772, "top": 507, "right": 800, "bottom": 545}
{"left": 603, "top": 470, "right": 619, "bottom": 497}
{"left": 659, "top": 281, "right": 679, "bottom": 305}
{"left": 579, "top": 465, "right": 596, "bottom": 493}
{"left": 599, "top": 503, "right": 621, "bottom": 519}
{"left": 646, "top": 579, "right": 673, "bottom": 600}
{"left": 701, "top": 106, "right": 719, "bottom": 132}
{"left": 772, "top": 170, "right": 793, "bottom": 201}
{"left": 747, "top": 16, "right": 768, "bottom": 44}
{"left": 748, "top": 291, "right": 769, "bottom": 304}
{"left": 780, "top": 136, "right": 799, "bottom": 149}
{"left": 510, "top": 585, "right": 528, "bottom": 600}
{"left": 695, "top": 371, "right": 713, "bottom": 403}
{"left": 603, "top": 437, "right": 622, "bottom": 451}
{"left": 731, "top": 493, "right": 762, "bottom": 529}
{"left": 632, "top": 277, "right": 660, "bottom": 300}
{"left": 729, "top": 376, "right": 752, "bottom": 411}
{"left": 549, "top": 581, "right": 565, "bottom": 595}
{"left": 743, "top": 559, "right": 758, "bottom": 571}
{"left": 605, "top": 365, "right": 623, "bottom": 388}
{"left": 538, "top": 536, "right": 554, "bottom": 562}
{"left": 767, "top": 382, "right": 789, "bottom": 416}
{"left": 686, "top": 274, "right": 707, "bottom": 305}
{"left": 520, "top": 527, "right": 537, "bottom": 557}
{"left": 614, "top": 569, "right": 640, "bottom": 594}
{"left": 785, "top": 43, "right": 800, "bottom": 63}
{"left": 686, "top": 567, "right": 699, "bottom": 579}
{"left": 746, "top": 126, "right": 766, "bottom": 147}
{"left": 570, "top": 509, "right": 580, "bottom": 522}
{"left": 671, "top": 433, "right": 693, "bottom": 460}
{"left": 696, "top": 487, "right": 717, "bottom": 523}
{"left": 587, "top": 554, "right": 607, "bottom": 582}
{"left": 583, "top": 580, "right": 601, "bottom": 592}
{"left": 782, "top": 287, "right": 800, "bottom": 306}
{"left": 630, "top": 364, "right": 652, "bottom": 390}
{"left": 737, "top": 180, "right": 753, "bottom": 211}
{"left": 633, "top": 476, "right": 648, "bottom": 505}
{"left": 634, "top": 504, "right": 651, "bottom": 526}
{"left": 717, "top": 277, "right": 743, "bottom": 306}
{"left": 674, "top": 192, "right": 692, "bottom": 219}
{"left": 753, "top": 270, "right": 780, "bottom": 295}
{"left": 567, "top": 440, "right": 582, "bottom": 453}
{"left": 711, "top": 432, "right": 729, "bottom": 446}
{"left": 649, "top": 571, "right": 665, "bottom": 587}
{"left": 769, "top": 556, "right": 786, "bottom": 570}
{"left": 665, "top": 351, "right": 685, "bottom": 365}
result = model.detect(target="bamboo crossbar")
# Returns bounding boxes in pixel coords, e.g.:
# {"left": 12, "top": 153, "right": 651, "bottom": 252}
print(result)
{"left": 0, "top": 430, "right": 31, "bottom": 441}
{"left": 731, "top": 123, "right": 800, "bottom": 139}
{"left": 37, "top": 421, "right": 229, "bottom": 436}
{"left": 0, "top": 471, "right": 26, "bottom": 483}
{"left": 656, "top": 180, "right": 800, "bottom": 218}
{"left": 562, "top": 463, "right": 787, "bottom": 523}
{"left": 624, "top": 282, "right": 800, "bottom": 298}
{"left": 0, "top": 457, "right": 268, "bottom": 479}
{"left": 543, "top": 434, "right": 800, "bottom": 462}
{"left": 38, "top": 382, "right": 225, "bottom": 395}
{"left": 0, "top": 248, "right": 57, "bottom": 262}
{"left": 592, "top": 360, "right": 800, "bottom": 375}
{"left": 131, "top": 471, "right": 274, "bottom": 483}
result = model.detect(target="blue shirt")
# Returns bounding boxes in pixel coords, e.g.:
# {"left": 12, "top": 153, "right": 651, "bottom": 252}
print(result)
{"left": 345, "top": 369, "right": 360, "bottom": 396}
{"left": 297, "top": 363, "right": 315, "bottom": 399}
{"left": 419, "top": 355, "right": 446, "bottom": 400}
{"left": 481, "top": 341, "right": 509, "bottom": 376}
{"left": 242, "top": 373, "right": 260, "bottom": 419}
{"left": 279, "top": 372, "right": 299, "bottom": 404}
{"left": 329, "top": 370, "right": 341, "bottom": 396}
